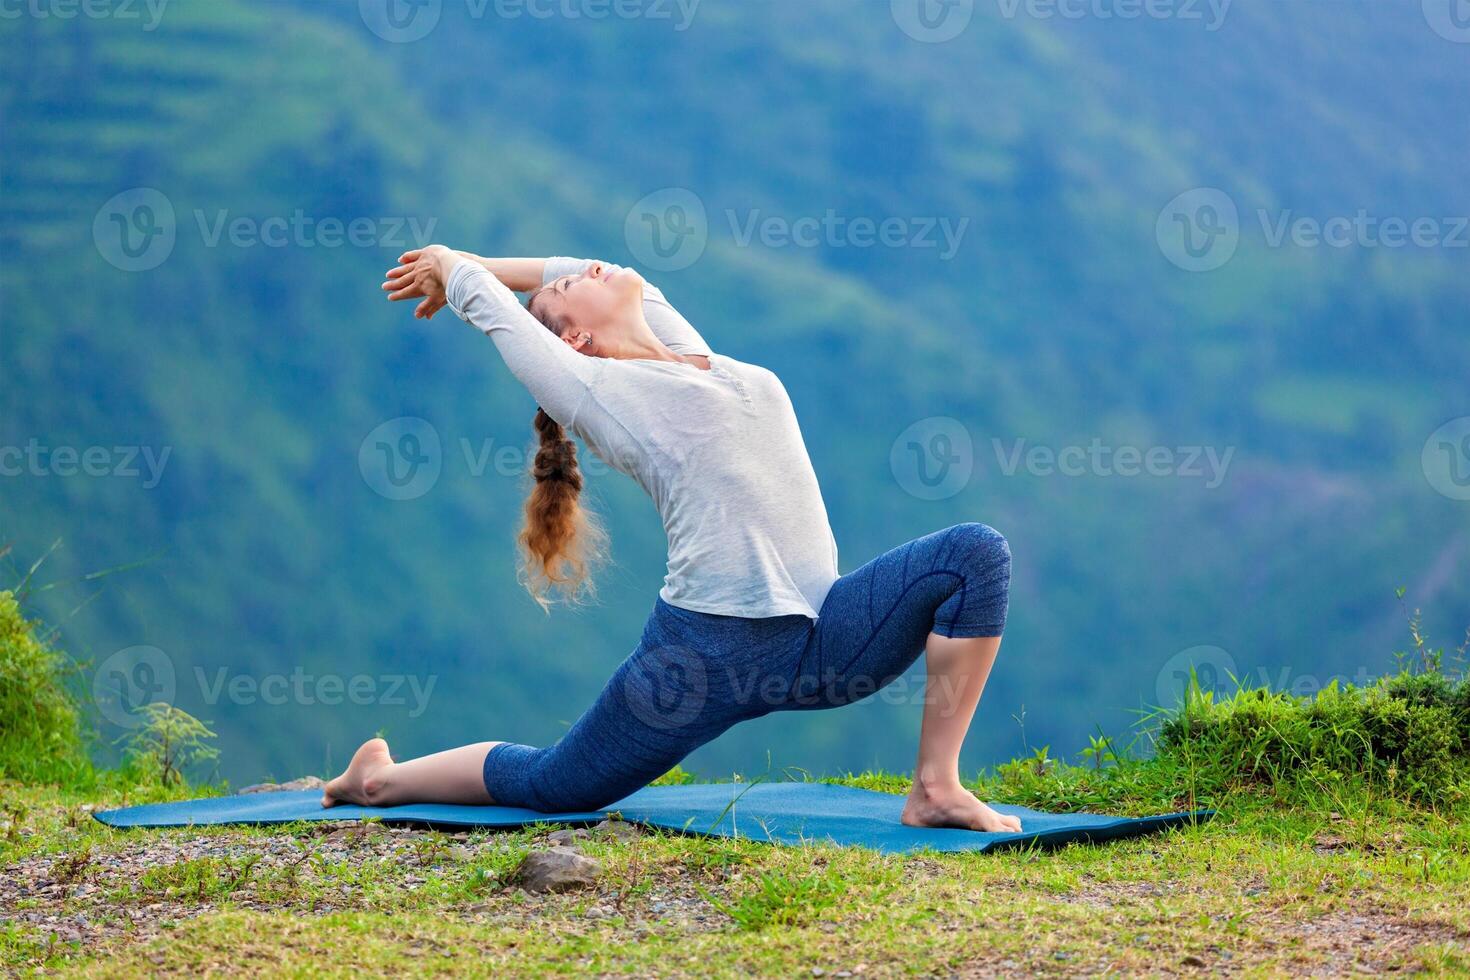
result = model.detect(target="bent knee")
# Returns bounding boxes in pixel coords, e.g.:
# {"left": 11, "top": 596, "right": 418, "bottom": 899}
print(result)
{"left": 947, "top": 522, "right": 1011, "bottom": 575}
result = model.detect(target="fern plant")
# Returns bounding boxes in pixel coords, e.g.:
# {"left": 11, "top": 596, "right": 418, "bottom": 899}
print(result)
{"left": 118, "top": 702, "right": 219, "bottom": 786}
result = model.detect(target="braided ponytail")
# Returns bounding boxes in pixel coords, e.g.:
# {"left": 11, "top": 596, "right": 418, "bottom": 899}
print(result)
{"left": 517, "top": 407, "right": 605, "bottom": 610}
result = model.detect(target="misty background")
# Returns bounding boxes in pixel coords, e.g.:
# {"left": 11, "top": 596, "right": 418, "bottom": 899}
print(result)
{"left": 2, "top": 0, "right": 1468, "bottom": 785}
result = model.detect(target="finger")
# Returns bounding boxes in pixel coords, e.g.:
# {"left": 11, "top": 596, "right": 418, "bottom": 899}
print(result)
{"left": 387, "top": 269, "right": 425, "bottom": 299}
{"left": 384, "top": 263, "right": 416, "bottom": 280}
{"left": 415, "top": 297, "right": 435, "bottom": 319}
{"left": 399, "top": 248, "right": 423, "bottom": 264}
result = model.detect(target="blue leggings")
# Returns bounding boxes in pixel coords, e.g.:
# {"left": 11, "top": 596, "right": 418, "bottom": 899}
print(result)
{"left": 483, "top": 523, "right": 1011, "bottom": 812}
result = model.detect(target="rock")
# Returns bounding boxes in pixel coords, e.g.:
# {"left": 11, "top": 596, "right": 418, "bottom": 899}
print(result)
{"left": 547, "top": 828, "right": 591, "bottom": 846}
{"left": 1181, "top": 954, "right": 1207, "bottom": 967}
{"left": 238, "top": 777, "right": 326, "bottom": 794}
{"left": 514, "top": 847, "right": 602, "bottom": 893}
{"left": 593, "top": 818, "right": 641, "bottom": 841}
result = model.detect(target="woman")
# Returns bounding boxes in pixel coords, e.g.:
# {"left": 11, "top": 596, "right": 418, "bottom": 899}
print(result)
{"left": 323, "top": 244, "right": 1019, "bottom": 832}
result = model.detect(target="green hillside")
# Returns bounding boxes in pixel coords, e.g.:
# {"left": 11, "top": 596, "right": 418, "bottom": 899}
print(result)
{"left": 1, "top": 0, "right": 1467, "bottom": 783}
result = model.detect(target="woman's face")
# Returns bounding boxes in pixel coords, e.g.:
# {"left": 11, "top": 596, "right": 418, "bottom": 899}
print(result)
{"left": 532, "top": 262, "right": 646, "bottom": 357}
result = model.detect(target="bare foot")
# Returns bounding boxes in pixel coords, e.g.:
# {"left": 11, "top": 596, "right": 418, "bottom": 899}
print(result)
{"left": 322, "top": 737, "right": 395, "bottom": 808}
{"left": 901, "top": 780, "right": 1023, "bottom": 833}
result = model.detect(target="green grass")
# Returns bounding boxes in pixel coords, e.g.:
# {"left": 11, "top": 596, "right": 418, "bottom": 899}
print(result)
{"left": 2, "top": 749, "right": 1468, "bottom": 976}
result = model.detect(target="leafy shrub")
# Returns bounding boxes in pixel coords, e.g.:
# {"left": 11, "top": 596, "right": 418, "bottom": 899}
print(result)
{"left": 0, "top": 590, "right": 90, "bottom": 785}
{"left": 1157, "top": 670, "right": 1469, "bottom": 805}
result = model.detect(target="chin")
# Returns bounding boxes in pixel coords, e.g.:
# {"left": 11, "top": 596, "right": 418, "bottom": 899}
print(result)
{"left": 615, "top": 267, "right": 645, "bottom": 290}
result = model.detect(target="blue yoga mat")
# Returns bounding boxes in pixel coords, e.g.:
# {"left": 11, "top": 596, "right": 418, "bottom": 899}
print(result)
{"left": 95, "top": 782, "right": 1212, "bottom": 854}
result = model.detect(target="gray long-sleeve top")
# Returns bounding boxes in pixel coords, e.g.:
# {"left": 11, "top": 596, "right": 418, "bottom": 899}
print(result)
{"left": 445, "top": 256, "right": 839, "bottom": 619}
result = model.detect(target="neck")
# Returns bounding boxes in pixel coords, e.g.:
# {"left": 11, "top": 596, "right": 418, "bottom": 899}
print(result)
{"left": 608, "top": 313, "right": 684, "bottom": 363}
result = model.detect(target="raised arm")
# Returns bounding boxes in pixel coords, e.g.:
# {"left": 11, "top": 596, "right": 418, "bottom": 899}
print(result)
{"left": 543, "top": 256, "right": 712, "bottom": 357}
{"left": 386, "top": 246, "right": 599, "bottom": 427}
{"left": 454, "top": 254, "right": 548, "bottom": 293}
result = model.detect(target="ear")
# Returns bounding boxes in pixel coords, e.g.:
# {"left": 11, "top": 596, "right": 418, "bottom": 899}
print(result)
{"left": 562, "top": 331, "right": 591, "bottom": 353}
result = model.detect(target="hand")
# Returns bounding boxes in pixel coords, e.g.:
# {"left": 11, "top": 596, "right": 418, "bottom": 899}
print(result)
{"left": 383, "top": 245, "right": 458, "bottom": 320}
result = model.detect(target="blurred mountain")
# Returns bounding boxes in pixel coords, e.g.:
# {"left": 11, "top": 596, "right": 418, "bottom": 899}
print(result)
{"left": 1, "top": 0, "right": 1466, "bottom": 783}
